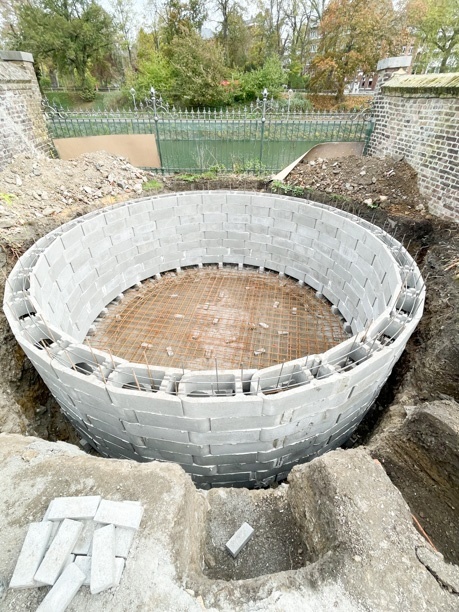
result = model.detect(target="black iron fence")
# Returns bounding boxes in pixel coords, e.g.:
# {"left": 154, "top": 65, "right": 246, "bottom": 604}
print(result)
{"left": 43, "top": 90, "right": 373, "bottom": 174}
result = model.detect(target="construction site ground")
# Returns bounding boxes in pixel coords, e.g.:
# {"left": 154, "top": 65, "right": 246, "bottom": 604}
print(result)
{"left": 0, "top": 151, "right": 458, "bottom": 610}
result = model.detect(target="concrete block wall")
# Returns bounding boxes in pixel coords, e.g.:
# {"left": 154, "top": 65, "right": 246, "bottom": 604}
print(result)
{"left": 367, "top": 73, "right": 459, "bottom": 222}
{"left": 4, "top": 192, "right": 425, "bottom": 487}
{"left": 0, "top": 51, "right": 53, "bottom": 170}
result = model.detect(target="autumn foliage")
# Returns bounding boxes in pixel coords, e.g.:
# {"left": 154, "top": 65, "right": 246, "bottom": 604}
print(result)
{"left": 310, "top": 0, "right": 402, "bottom": 101}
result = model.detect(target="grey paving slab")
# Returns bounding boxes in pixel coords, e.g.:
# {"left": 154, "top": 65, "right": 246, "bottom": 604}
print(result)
{"left": 115, "top": 526, "right": 137, "bottom": 559}
{"left": 9, "top": 521, "right": 53, "bottom": 589}
{"left": 72, "top": 520, "right": 97, "bottom": 555}
{"left": 73, "top": 555, "right": 91, "bottom": 586}
{"left": 90, "top": 523, "right": 116, "bottom": 594}
{"left": 94, "top": 500, "right": 144, "bottom": 530}
{"left": 34, "top": 519, "right": 83, "bottom": 585}
{"left": 36, "top": 563, "right": 85, "bottom": 612}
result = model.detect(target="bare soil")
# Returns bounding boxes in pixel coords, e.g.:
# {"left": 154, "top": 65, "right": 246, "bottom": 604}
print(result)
{"left": 286, "top": 154, "right": 428, "bottom": 218}
{"left": 203, "top": 486, "right": 304, "bottom": 581}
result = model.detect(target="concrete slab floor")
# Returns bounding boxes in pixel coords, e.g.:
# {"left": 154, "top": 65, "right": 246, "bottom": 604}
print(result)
{"left": 88, "top": 266, "right": 349, "bottom": 371}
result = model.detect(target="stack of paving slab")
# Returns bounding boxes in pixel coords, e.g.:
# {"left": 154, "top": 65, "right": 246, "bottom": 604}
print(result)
{"left": 9, "top": 495, "right": 143, "bottom": 612}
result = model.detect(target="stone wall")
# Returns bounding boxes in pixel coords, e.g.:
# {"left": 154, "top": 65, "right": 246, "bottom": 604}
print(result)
{"left": 367, "top": 73, "right": 459, "bottom": 221}
{"left": 0, "top": 51, "right": 53, "bottom": 170}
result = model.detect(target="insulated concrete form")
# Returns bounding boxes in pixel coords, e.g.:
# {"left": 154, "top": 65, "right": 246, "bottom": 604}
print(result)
{"left": 4, "top": 191, "right": 425, "bottom": 487}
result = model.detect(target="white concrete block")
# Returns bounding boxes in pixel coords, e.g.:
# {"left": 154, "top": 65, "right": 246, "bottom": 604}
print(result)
{"left": 90, "top": 523, "right": 116, "bottom": 594}
{"left": 76, "top": 554, "right": 125, "bottom": 587}
{"left": 45, "top": 520, "right": 61, "bottom": 550}
{"left": 225, "top": 522, "right": 254, "bottom": 557}
{"left": 35, "top": 519, "right": 84, "bottom": 586}
{"left": 115, "top": 526, "right": 136, "bottom": 559}
{"left": 9, "top": 521, "right": 53, "bottom": 589}
{"left": 75, "top": 555, "right": 125, "bottom": 589}
{"left": 72, "top": 520, "right": 97, "bottom": 555}
{"left": 36, "top": 563, "right": 85, "bottom": 612}
{"left": 74, "top": 555, "right": 91, "bottom": 586}
{"left": 114, "top": 557, "right": 126, "bottom": 586}
{"left": 44, "top": 495, "right": 101, "bottom": 521}
{"left": 94, "top": 499, "right": 144, "bottom": 530}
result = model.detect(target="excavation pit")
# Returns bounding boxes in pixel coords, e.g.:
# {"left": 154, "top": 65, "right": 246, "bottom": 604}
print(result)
{"left": 4, "top": 191, "right": 425, "bottom": 487}
{"left": 88, "top": 267, "right": 349, "bottom": 371}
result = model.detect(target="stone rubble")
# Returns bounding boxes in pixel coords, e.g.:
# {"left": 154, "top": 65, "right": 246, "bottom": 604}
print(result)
{"left": 286, "top": 154, "right": 428, "bottom": 214}
{"left": 0, "top": 151, "right": 151, "bottom": 235}
{"left": 9, "top": 495, "right": 143, "bottom": 610}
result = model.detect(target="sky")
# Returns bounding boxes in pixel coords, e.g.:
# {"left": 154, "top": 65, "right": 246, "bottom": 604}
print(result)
{"left": 99, "top": 0, "right": 221, "bottom": 34}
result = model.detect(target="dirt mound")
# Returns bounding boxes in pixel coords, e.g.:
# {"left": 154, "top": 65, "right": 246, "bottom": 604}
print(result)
{"left": 0, "top": 151, "right": 150, "bottom": 248}
{"left": 286, "top": 154, "right": 428, "bottom": 217}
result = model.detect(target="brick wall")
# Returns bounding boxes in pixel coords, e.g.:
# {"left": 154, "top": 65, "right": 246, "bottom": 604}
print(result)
{"left": 0, "top": 51, "right": 53, "bottom": 170}
{"left": 367, "top": 73, "right": 459, "bottom": 222}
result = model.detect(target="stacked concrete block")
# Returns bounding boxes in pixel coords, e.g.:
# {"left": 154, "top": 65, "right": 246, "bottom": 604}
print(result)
{"left": 4, "top": 191, "right": 425, "bottom": 486}
{"left": 9, "top": 496, "right": 142, "bottom": 609}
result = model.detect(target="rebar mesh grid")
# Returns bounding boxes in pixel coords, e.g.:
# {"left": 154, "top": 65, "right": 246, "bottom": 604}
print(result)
{"left": 87, "top": 267, "right": 349, "bottom": 371}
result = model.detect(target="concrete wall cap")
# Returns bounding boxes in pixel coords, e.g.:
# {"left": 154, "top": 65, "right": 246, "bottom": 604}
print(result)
{"left": 377, "top": 56, "right": 412, "bottom": 71}
{"left": 0, "top": 50, "right": 34, "bottom": 63}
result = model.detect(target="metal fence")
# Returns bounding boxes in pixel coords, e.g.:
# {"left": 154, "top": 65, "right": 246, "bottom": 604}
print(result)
{"left": 43, "top": 90, "right": 373, "bottom": 174}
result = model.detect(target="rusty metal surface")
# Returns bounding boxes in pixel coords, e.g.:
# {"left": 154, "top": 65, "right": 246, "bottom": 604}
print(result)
{"left": 88, "top": 267, "right": 349, "bottom": 370}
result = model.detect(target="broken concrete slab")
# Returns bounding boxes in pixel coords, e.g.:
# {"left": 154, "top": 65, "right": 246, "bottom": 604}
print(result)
{"left": 34, "top": 519, "right": 83, "bottom": 585}
{"left": 44, "top": 495, "right": 101, "bottom": 521}
{"left": 225, "top": 522, "right": 254, "bottom": 558}
{"left": 94, "top": 499, "right": 143, "bottom": 530}
{"left": 9, "top": 521, "right": 53, "bottom": 589}
{"left": 90, "top": 523, "right": 116, "bottom": 594}
{"left": 36, "top": 563, "right": 85, "bottom": 612}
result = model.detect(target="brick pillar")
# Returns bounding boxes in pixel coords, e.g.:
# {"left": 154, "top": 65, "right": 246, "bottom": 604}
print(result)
{"left": 0, "top": 50, "right": 53, "bottom": 170}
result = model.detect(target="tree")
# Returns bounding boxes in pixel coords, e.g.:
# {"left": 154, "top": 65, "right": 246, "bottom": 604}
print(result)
{"left": 220, "top": 7, "right": 251, "bottom": 68}
{"left": 108, "top": 0, "right": 139, "bottom": 72}
{"left": 407, "top": 0, "right": 459, "bottom": 72}
{"left": 283, "top": 0, "right": 326, "bottom": 87}
{"left": 213, "top": 0, "right": 251, "bottom": 67}
{"left": 236, "top": 55, "right": 286, "bottom": 100}
{"left": 247, "top": 0, "right": 288, "bottom": 67}
{"left": 169, "top": 29, "right": 227, "bottom": 106}
{"left": 7, "top": 0, "right": 116, "bottom": 98}
{"left": 159, "top": 0, "right": 208, "bottom": 48}
{"left": 128, "top": 29, "right": 174, "bottom": 100}
{"left": 311, "top": 0, "right": 401, "bottom": 101}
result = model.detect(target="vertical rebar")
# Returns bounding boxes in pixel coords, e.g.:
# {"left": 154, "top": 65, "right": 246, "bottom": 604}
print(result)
{"left": 259, "top": 88, "right": 268, "bottom": 168}
{"left": 151, "top": 87, "right": 163, "bottom": 172}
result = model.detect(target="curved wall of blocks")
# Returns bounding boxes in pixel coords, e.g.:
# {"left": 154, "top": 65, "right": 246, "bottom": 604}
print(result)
{"left": 4, "top": 191, "right": 425, "bottom": 487}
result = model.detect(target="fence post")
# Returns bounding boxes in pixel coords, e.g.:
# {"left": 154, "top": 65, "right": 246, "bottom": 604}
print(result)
{"left": 259, "top": 88, "right": 268, "bottom": 168}
{"left": 150, "top": 87, "right": 163, "bottom": 172}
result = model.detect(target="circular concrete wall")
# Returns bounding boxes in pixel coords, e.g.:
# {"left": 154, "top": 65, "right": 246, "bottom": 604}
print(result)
{"left": 4, "top": 191, "right": 425, "bottom": 487}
